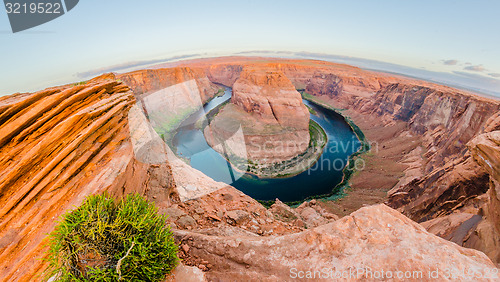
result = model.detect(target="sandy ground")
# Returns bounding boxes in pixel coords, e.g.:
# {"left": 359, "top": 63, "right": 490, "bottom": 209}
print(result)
{"left": 317, "top": 106, "right": 422, "bottom": 217}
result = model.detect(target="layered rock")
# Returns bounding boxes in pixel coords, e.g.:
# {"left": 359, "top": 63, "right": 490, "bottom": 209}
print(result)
{"left": 231, "top": 68, "right": 309, "bottom": 129}
{"left": 174, "top": 204, "right": 497, "bottom": 281}
{"left": 305, "top": 72, "right": 343, "bottom": 98}
{"left": 385, "top": 102, "right": 499, "bottom": 221}
{"left": 467, "top": 130, "right": 500, "bottom": 263}
{"left": 207, "top": 64, "right": 243, "bottom": 87}
{"left": 204, "top": 68, "right": 311, "bottom": 166}
{"left": 198, "top": 57, "right": 500, "bottom": 265}
{"left": 0, "top": 76, "right": 179, "bottom": 281}
{"left": 118, "top": 67, "right": 219, "bottom": 101}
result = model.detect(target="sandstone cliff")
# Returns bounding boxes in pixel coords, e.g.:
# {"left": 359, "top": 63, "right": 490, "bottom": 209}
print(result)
{"left": 174, "top": 204, "right": 497, "bottom": 281}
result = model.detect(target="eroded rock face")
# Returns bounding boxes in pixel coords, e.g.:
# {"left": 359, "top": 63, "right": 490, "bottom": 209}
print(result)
{"left": 467, "top": 130, "right": 500, "bottom": 263}
{"left": 373, "top": 84, "right": 499, "bottom": 173}
{"left": 207, "top": 64, "right": 243, "bottom": 87}
{"left": 305, "top": 72, "right": 343, "bottom": 98}
{"left": 0, "top": 77, "right": 178, "bottom": 281}
{"left": 231, "top": 68, "right": 309, "bottom": 129}
{"left": 204, "top": 68, "right": 310, "bottom": 166}
{"left": 181, "top": 57, "right": 500, "bottom": 264}
{"left": 1, "top": 57, "right": 498, "bottom": 280}
{"left": 385, "top": 103, "right": 499, "bottom": 217}
{"left": 387, "top": 154, "right": 490, "bottom": 222}
{"left": 174, "top": 204, "right": 497, "bottom": 281}
{"left": 118, "top": 67, "right": 219, "bottom": 102}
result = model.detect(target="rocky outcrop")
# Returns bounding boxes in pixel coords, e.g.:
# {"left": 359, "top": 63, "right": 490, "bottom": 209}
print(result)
{"left": 0, "top": 76, "right": 178, "bottom": 281}
{"left": 386, "top": 101, "right": 499, "bottom": 220}
{"left": 467, "top": 130, "right": 500, "bottom": 263}
{"left": 402, "top": 114, "right": 500, "bottom": 264}
{"left": 118, "top": 67, "right": 219, "bottom": 101}
{"left": 174, "top": 204, "right": 497, "bottom": 281}
{"left": 207, "top": 64, "right": 243, "bottom": 87}
{"left": 269, "top": 199, "right": 339, "bottom": 229}
{"left": 183, "top": 57, "right": 500, "bottom": 265}
{"left": 372, "top": 84, "right": 499, "bottom": 173}
{"left": 204, "top": 68, "right": 311, "bottom": 166}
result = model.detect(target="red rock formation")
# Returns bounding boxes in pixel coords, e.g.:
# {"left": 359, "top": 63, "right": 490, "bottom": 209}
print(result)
{"left": 185, "top": 57, "right": 500, "bottom": 263}
{"left": 207, "top": 64, "right": 243, "bottom": 87}
{"left": 117, "top": 67, "right": 219, "bottom": 103}
{"left": 205, "top": 67, "right": 310, "bottom": 166}
{"left": 305, "top": 72, "right": 343, "bottom": 98}
{"left": 118, "top": 67, "right": 221, "bottom": 134}
{"left": 231, "top": 67, "right": 309, "bottom": 129}
{"left": 467, "top": 129, "right": 500, "bottom": 262}
{"left": 0, "top": 76, "right": 178, "bottom": 281}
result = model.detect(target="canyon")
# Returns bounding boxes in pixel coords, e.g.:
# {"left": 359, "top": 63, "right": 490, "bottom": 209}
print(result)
{"left": 0, "top": 57, "right": 499, "bottom": 281}
{"left": 204, "top": 67, "right": 316, "bottom": 177}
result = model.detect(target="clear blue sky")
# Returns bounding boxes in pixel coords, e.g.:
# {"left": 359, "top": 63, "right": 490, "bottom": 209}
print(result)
{"left": 1, "top": 0, "right": 499, "bottom": 95}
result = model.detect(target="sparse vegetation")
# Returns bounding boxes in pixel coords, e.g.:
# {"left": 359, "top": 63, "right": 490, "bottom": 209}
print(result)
{"left": 45, "top": 193, "right": 178, "bottom": 281}
{"left": 72, "top": 81, "right": 87, "bottom": 86}
{"left": 305, "top": 103, "right": 318, "bottom": 115}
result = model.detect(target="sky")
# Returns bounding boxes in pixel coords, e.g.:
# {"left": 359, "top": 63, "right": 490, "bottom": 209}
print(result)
{"left": 1, "top": 0, "right": 499, "bottom": 96}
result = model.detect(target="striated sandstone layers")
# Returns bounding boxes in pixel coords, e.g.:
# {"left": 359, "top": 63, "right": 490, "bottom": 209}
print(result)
{"left": 0, "top": 75, "right": 179, "bottom": 281}
{"left": 204, "top": 67, "right": 311, "bottom": 167}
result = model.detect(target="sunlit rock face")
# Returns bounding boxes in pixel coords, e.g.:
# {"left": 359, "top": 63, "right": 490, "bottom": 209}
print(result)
{"left": 0, "top": 75, "right": 179, "bottom": 281}
{"left": 205, "top": 67, "right": 310, "bottom": 166}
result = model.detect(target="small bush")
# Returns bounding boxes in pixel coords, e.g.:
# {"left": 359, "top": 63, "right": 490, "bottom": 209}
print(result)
{"left": 45, "top": 193, "right": 178, "bottom": 281}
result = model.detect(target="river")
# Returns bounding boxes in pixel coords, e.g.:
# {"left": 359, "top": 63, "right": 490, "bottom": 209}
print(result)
{"left": 171, "top": 87, "right": 360, "bottom": 202}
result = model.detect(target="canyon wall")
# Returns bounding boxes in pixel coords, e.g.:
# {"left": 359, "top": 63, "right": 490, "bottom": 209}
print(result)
{"left": 202, "top": 59, "right": 499, "bottom": 221}
{"left": 231, "top": 67, "right": 309, "bottom": 129}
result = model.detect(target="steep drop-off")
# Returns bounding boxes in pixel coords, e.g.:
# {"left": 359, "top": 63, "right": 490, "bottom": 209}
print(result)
{"left": 118, "top": 67, "right": 221, "bottom": 135}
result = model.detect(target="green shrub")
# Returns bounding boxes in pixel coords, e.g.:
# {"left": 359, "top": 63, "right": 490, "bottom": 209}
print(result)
{"left": 45, "top": 193, "right": 178, "bottom": 281}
